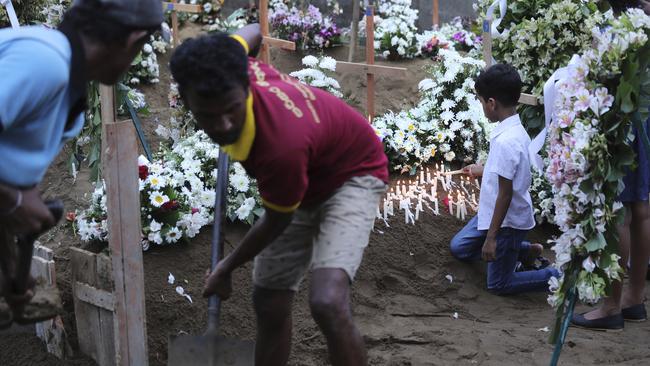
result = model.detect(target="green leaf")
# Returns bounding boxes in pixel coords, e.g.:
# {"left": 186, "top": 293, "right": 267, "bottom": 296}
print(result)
{"left": 585, "top": 233, "right": 606, "bottom": 252}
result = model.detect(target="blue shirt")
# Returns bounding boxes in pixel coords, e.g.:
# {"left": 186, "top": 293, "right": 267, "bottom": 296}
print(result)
{"left": 0, "top": 25, "right": 86, "bottom": 187}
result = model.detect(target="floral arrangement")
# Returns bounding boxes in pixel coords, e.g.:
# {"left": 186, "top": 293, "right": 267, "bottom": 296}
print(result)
{"left": 75, "top": 129, "right": 264, "bottom": 248}
{"left": 361, "top": 0, "right": 419, "bottom": 59}
{"left": 530, "top": 167, "right": 554, "bottom": 225}
{"left": 41, "top": 0, "right": 69, "bottom": 27}
{"left": 545, "top": 8, "right": 650, "bottom": 340}
{"left": 416, "top": 16, "right": 481, "bottom": 59}
{"left": 1, "top": 0, "right": 53, "bottom": 27}
{"left": 372, "top": 48, "right": 489, "bottom": 173}
{"left": 269, "top": 0, "right": 341, "bottom": 50}
{"left": 205, "top": 7, "right": 249, "bottom": 33}
{"left": 289, "top": 55, "right": 342, "bottom": 98}
{"left": 125, "top": 34, "right": 169, "bottom": 85}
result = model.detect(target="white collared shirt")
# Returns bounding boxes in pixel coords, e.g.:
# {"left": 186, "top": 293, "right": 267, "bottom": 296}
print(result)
{"left": 477, "top": 114, "right": 535, "bottom": 231}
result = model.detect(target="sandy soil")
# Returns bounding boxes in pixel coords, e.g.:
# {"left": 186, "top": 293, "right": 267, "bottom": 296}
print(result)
{"left": 1, "top": 24, "right": 650, "bottom": 366}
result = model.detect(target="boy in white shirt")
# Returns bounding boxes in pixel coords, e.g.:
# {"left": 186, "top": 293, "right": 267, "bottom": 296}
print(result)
{"left": 449, "top": 64, "right": 558, "bottom": 294}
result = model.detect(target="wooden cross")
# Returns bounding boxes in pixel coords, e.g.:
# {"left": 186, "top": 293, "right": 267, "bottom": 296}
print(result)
{"left": 433, "top": 0, "right": 440, "bottom": 27}
{"left": 482, "top": 17, "right": 539, "bottom": 106}
{"left": 259, "top": 0, "right": 296, "bottom": 64}
{"left": 99, "top": 85, "right": 148, "bottom": 366}
{"left": 335, "top": 3, "right": 407, "bottom": 122}
{"left": 162, "top": 1, "right": 202, "bottom": 47}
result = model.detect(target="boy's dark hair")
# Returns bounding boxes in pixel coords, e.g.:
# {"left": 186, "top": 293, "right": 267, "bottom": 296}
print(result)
{"left": 63, "top": 0, "right": 159, "bottom": 45}
{"left": 474, "top": 63, "right": 522, "bottom": 107}
{"left": 170, "top": 33, "right": 250, "bottom": 99}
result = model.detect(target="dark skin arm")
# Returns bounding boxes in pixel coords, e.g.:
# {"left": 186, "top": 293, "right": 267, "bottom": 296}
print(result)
{"left": 234, "top": 23, "right": 263, "bottom": 58}
{"left": 482, "top": 175, "right": 513, "bottom": 262}
{"left": 203, "top": 208, "right": 293, "bottom": 299}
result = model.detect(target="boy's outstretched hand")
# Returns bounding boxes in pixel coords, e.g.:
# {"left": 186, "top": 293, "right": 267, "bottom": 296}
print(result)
{"left": 462, "top": 164, "right": 484, "bottom": 178}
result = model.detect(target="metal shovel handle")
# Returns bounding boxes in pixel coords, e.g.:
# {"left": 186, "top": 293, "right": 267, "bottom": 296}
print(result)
{"left": 207, "top": 153, "right": 230, "bottom": 333}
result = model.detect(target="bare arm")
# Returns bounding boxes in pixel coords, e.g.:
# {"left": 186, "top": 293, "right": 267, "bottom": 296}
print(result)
{"left": 234, "top": 23, "right": 263, "bottom": 57}
{"left": 482, "top": 175, "right": 513, "bottom": 261}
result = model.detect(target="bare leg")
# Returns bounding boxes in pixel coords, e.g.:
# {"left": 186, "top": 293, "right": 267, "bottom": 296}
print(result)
{"left": 253, "top": 287, "right": 294, "bottom": 366}
{"left": 584, "top": 205, "right": 632, "bottom": 319}
{"left": 309, "top": 268, "right": 367, "bottom": 366}
{"left": 622, "top": 201, "right": 650, "bottom": 307}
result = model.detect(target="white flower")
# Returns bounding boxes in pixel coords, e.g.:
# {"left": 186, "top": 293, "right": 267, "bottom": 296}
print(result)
{"left": 149, "top": 219, "right": 162, "bottom": 232}
{"left": 147, "top": 175, "right": 164, "bottom": 190}
{"left": 165, "top": 227, "right": 182, "bottom": 243}
{"left": 318, "top": 56, "right": 337, "bottom": 71}
{"left": 150, "top": 192, "right": 169, "bottom": 207}
{"left": 148, "top": 231, "right": 163, "bottom": 245}
{"left": 230, "top": 174, "right": 250, "bottom": 192}
{"left": 302, "top": 55, "right": 319, "bottom": 67}
{"left": 444, "top": 151, "right": 456, "bottom": 161}
{"left": 143, "top": 44, "right": 153, "bottom": 54}
{"left": 582, "top": 256, "right": 596, "bottom": 273}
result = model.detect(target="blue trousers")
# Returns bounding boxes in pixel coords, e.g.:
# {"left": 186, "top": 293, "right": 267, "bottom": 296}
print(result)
{"left": 450, "top": 216, "right": 558, "bottom": 295}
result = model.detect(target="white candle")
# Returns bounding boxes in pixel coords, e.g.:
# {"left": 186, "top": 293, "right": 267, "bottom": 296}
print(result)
{"left": 448, "top": 196, "right": 454, "bottom": 215}
{"left": 433, "top": 198, "right": 439, "bottom": 215}
{"left": 383, "top": 199, "right": 389, "bottom": 221}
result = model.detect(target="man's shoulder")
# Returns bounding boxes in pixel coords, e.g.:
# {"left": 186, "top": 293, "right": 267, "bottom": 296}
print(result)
{"left": 1, "top": 27, "right": 70, "bottom": 80}
{"left": 0, "top": 26, "right": 69, "bottom": 57}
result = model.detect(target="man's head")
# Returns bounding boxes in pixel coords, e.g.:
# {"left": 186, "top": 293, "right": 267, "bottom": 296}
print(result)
{"left": 65, "top": 0, "right": 164, "bottom": 84}
{"left": 474, "top": 63, "right": 522, "bottom": 122}
{"left": 170, "top": 33, "right": 250, "bottom": 145}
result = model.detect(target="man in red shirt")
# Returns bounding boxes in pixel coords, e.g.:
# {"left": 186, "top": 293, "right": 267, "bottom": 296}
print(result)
{"left": 170, "top": 25, "right": 388, "bottom": 365}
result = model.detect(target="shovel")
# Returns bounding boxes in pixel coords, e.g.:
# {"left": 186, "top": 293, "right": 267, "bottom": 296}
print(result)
{"left": 168, "top": 152, "right": 255, "bottom": 366}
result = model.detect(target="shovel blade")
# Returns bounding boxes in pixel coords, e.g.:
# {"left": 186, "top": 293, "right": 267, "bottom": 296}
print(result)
{"left": 168, "top": 333, "right": 255, "bottom": 366}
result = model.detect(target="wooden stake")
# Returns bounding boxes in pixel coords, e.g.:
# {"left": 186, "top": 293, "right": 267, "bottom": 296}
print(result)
{"left": 366, "top": 4, "right": 375, "bottom": 122}
{"left": 162, "top": 2, "right": 202, "bottom": 48}
{"left": 259, "top": 0, "right": 271, "bottom": 64}
{"left": 482, "top": 17, "right": 493, "bottom": 69}
{"left": 101, "top": 85, "right": 147, "bottom": 366}
{"left": 104, "top": 120, "right": 148, "bottom": 366}
{"left": 433, "top": 0, "right": 440, "bottom": 27}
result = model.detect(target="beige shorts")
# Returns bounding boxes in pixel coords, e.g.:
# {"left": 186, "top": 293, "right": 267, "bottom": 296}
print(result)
{"left": 253, "top": 175, "right": 387, "bottom": 291}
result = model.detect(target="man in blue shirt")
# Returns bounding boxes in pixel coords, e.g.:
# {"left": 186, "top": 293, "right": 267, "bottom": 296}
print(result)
{"left": 0, "top": 0, "right": 163, "bottom": 326}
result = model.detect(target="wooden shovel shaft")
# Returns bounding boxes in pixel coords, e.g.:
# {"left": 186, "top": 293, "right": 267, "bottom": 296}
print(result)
{"left": 207, "top": 153, "right": 230, "bottom": 333}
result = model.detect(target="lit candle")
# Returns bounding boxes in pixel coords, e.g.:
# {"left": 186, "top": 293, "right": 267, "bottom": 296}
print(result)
{"left": 448, "top": 195, "right": 454, "bottom": 215}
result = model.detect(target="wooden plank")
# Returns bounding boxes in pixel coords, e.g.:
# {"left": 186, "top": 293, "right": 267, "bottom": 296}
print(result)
{"left": 259, "top": 0, "right": 271, "bottom": 64}
{"left": 335, "top": 61, "right": 407, "bottom": 77}
{"left": 70, "top": 248, "right": 101, "bottom": 363}
{"left": 366, "top": 4, "right": 375, "bottom": 122}
{"left": 162, "top": 2, "right": 202, "bottom": 13}
{"left": 433, "top": 0, "right": 440, "bottom": 27}
{"left": 74, "top": 282, "right": 115, "bottom": 312}
{"left": 104, "top": 120, "right": 148, "bottom": 366}
{"left": 348, "top": 0, "right": 360, "bottom": 62}
{"left": 518, "top": 93, "right": 539, "bottom": 106}
{"left": 99, "top": 84, "right": 116, "bottom": 124}
{"left": 262, "top": 36, "right": 296, "bottom": 51}
{"left": 96, "top": 253, "right": 116, "bottom": 366}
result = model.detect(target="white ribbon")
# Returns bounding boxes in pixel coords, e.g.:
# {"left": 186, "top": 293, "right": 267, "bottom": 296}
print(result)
{"left": 1, "top": 0, "right": 19, "bottom": 29}
{"left": 529, "top": 54, "right": 581, "bottom": 172}
{"left": 486, "top": 0, "right": 507, "bottom": 38}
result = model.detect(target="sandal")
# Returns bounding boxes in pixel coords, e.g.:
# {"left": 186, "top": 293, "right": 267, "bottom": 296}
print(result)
{"left": 622, "top": 303, "right": 647, "bottom": 322}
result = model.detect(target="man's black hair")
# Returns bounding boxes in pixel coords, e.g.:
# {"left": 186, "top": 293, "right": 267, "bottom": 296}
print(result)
{"left": 170, "top": 33, "right": 250, "bottom": 99}
{"left": 63, "top": 0, "right": 158, "bottom": 45}
{"left": 474, "top": 63, "right": 522, "bottom": 107}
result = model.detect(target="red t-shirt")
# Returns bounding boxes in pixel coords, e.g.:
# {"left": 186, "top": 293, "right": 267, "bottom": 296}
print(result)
{"left": 224, "top": 57, "right": 388, "bottom": 212}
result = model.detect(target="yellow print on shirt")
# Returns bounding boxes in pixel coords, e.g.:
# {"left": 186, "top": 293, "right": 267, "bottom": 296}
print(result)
{"left": 280, "top": 74, "right": 320, "bottom": 123}
{"left": 269, "top": 86, "right": 303, "bottom": 118}
{"left": 251, "top": 62, "right": 270, "bottom": 87}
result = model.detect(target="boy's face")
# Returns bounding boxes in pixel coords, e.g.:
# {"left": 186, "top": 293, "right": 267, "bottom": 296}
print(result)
{"left": 478, "top": 95, "right": 499, "bottom": 123}
{"left": 184, "top": 86, "right": 248, "bottom": 145}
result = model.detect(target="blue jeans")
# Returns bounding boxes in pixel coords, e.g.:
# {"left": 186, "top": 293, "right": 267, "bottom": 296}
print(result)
{"left": 450, "top": 216, "right": 559, "bottom": 295}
